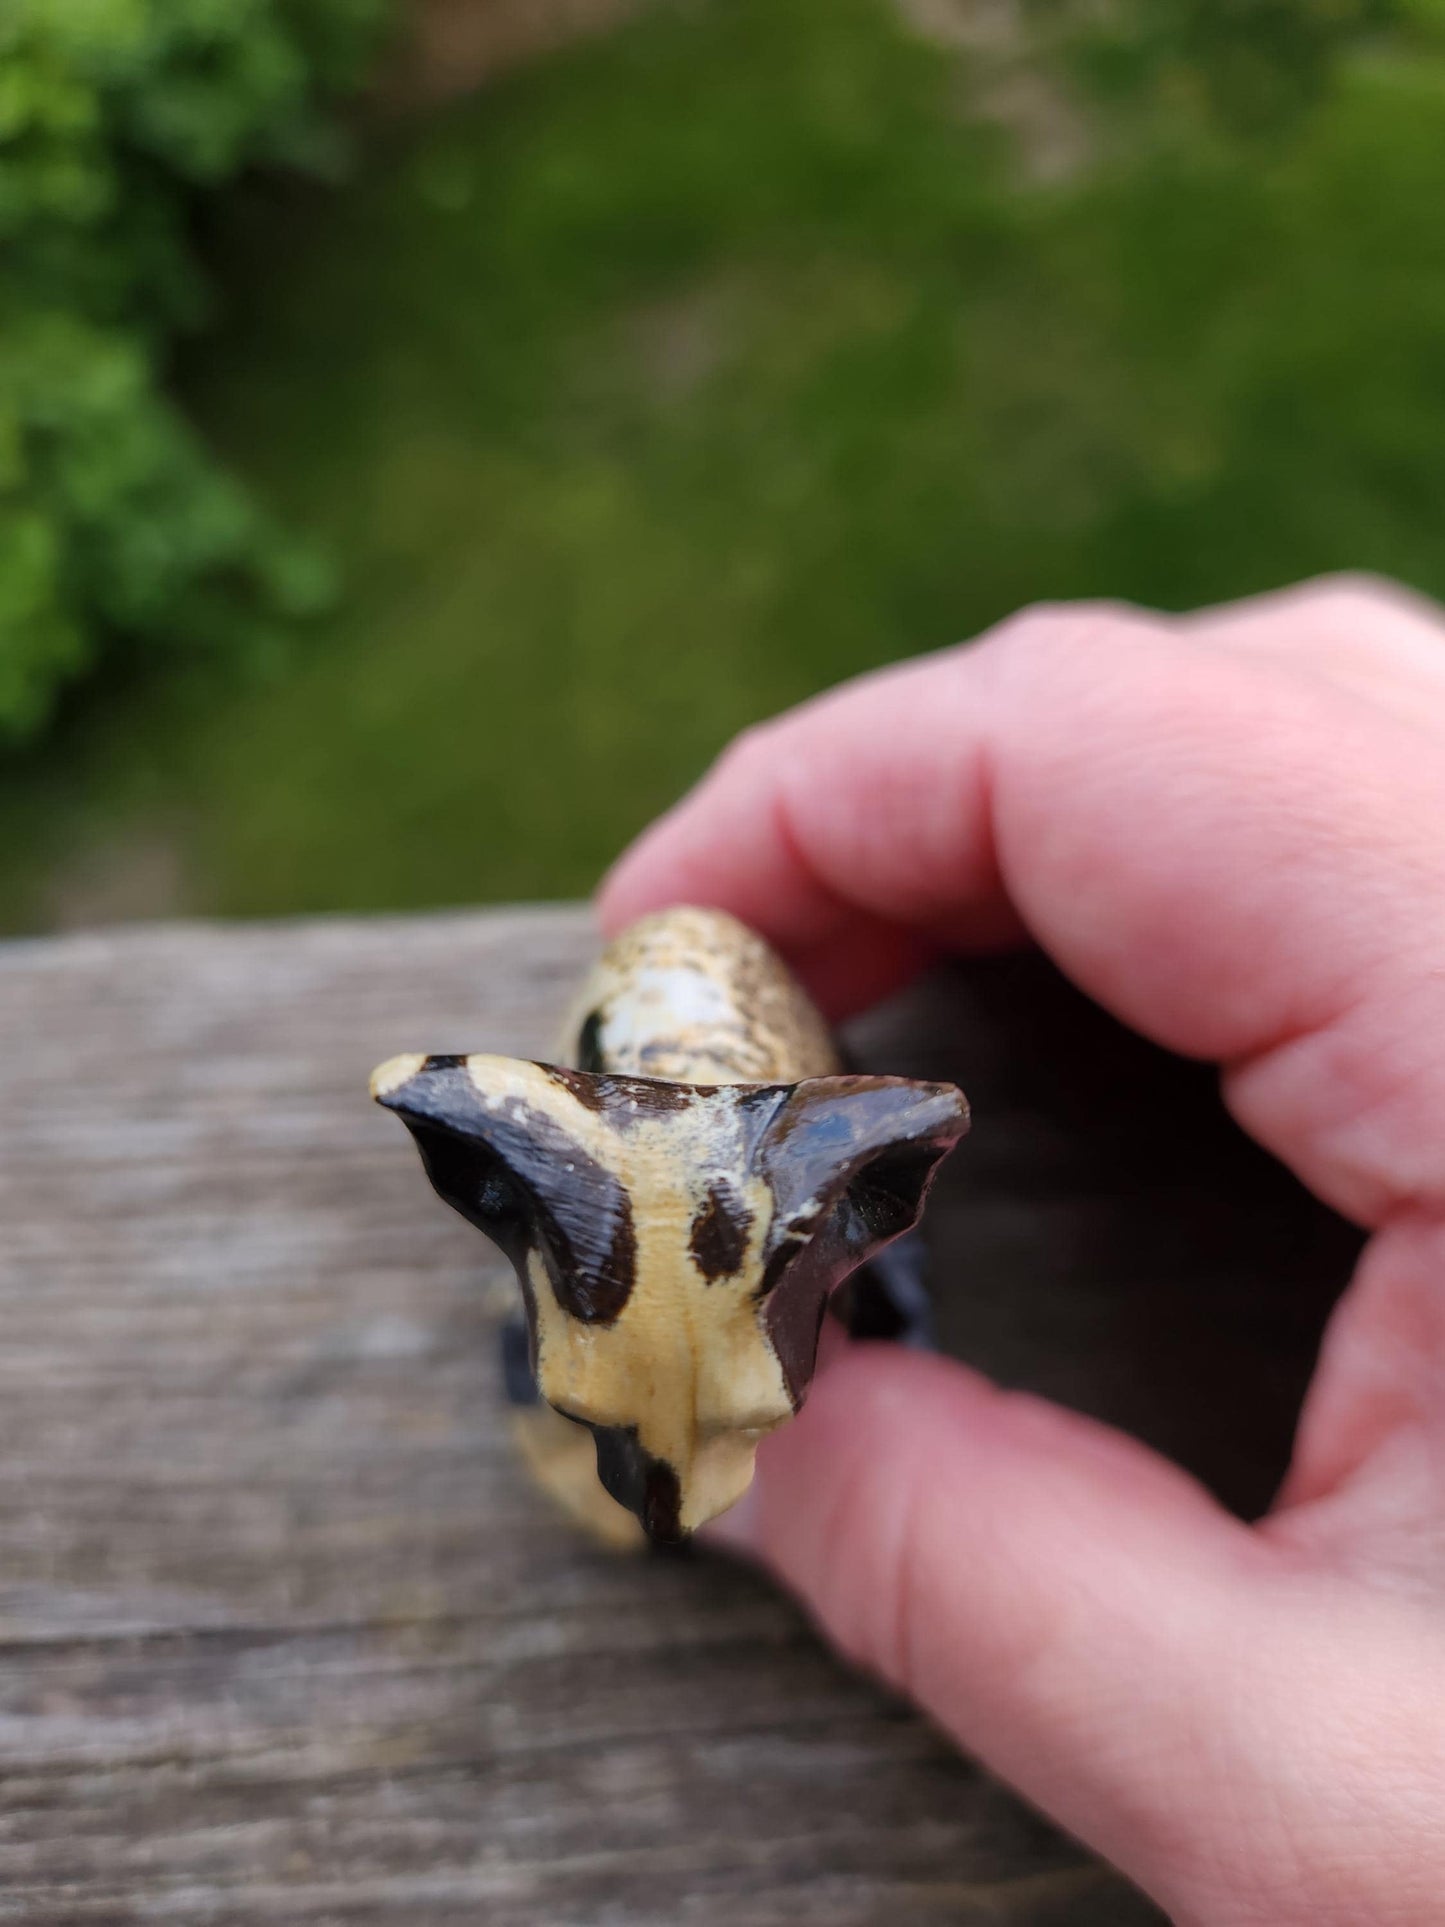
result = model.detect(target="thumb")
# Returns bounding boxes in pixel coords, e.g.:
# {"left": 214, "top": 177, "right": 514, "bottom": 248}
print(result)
{"left": 712, "top": 1345, "right": 1438, "bottom": 1925}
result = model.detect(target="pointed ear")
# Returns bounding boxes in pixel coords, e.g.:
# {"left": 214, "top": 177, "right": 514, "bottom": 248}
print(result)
{"left": 370, "top": 1052, "right": 568, "bottom": 1131}
{"left": 369, "top": 1053, "right": 637, "bottom": 1323}
{"left": 750, "top": 1074, "right": 968, "bottom": 1403}
{"left": 757, "top": 1073, "right": 970, "bottom": 1254}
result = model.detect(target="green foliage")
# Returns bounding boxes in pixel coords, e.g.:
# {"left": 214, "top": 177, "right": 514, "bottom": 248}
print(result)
{"left": 2, "top": 0, "right": 1445, "bottom": 927}
{"left": 0, "top": 0, "right": 383, "bottom": 741}
{"left": 1030, "top": 0, "right": 1399, "bottom": 136}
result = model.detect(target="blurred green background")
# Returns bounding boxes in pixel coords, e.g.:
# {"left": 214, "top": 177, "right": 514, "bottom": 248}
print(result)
{"left": 4, "top": 0, "right": 1445, "bottom": 931}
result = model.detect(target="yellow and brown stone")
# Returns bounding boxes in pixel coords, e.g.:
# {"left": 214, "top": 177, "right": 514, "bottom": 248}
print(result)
{"left": 371, "top": 907, "right": 968, "bottom": 1545}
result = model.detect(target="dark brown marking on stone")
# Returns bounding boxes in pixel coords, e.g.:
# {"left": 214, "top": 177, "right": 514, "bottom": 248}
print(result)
{"left": 587, "top": 1423, "right": 684, "bottom": 1541}
{"left": 541, "top": 1064, "right": 609, "bottom": 1113}
{"left": 376, "top": 1060, "right": 636, "bottom": 1326}
{"left": 607, "top": 1075, "right": 698, "bottom": 1123}
{"left": 847, "top": 1143, "right": 952, "bottom": 1244}
{"left": 755, "top": 1234, "right": 805, "bottom": 1302}
{"left": 530, "top": 1062, "right": 698, "bottom": 1129}
{"left": 756, "top": 1076, "right": 968, "bottom": 1241}
{"left": 575, "top": 1008, "right": 606, "bottom": 1072}
{"left": 747, "top": 1075, "right": 970, "bottom": 1405}
{"left": 589, "top": 1190, "right": 638, "bottom": 1324}
{"left": 761, "top": 1236, "right": 839, "bottom": 1408}
{"left": 688, "top": 1180, "right": 752, "bottom": 1281}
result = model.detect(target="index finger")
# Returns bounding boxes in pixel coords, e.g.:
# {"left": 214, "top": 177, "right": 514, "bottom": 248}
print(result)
{"left": 598, "top": 586, "right": 1445, "bottom": 1226}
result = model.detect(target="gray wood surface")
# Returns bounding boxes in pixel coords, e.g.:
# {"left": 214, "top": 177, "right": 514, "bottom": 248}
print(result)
{"left": 0, "top": 906, "right": 1359, "bottom": 1924}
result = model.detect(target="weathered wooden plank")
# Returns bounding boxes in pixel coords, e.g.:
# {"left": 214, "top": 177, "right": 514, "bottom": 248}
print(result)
{"left": 0, "top": 908, "right": 1356, "bottom": 1923}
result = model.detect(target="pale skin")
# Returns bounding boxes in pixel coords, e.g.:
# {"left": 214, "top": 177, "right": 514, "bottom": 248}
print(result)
{"left": 597, "top": 576, "right": 1445, "bottom": 1925}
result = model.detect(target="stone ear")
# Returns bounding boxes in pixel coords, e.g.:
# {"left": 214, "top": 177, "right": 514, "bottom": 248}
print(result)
{"left": 756, "top": 1073, "right": 969, "bottom": 1250}
{"left": 369, "top": 1053, "right": 548, "bottom": 1257}
{"left": 369, "top": 1055, "right": 637, "bottom": 1322}
{"left": 750, "top": 1074, "right": 969, "bottom": 1401}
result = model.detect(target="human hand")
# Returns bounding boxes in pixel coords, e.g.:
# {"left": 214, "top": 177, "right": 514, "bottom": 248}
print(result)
{"left": 597, "top": 576, "right": 1445, "bottom": 1925}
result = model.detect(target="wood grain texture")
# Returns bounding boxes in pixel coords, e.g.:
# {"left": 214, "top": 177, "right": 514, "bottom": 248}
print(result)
{"left": 0, "top": 907, "right": 1359, "bottom": 1924}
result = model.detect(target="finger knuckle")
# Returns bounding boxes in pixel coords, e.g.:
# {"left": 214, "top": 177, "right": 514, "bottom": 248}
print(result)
{"left": 710, "top": 718, "right": 779, "bottom": 785}
{"left": 981, "top": 598, "right": 1165, "bottom": 679}
{"left": 1287, "top": 570, "right": 1445, "bottom": 639}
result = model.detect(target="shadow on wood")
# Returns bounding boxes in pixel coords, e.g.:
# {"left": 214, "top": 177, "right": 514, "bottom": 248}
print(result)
{"left": 851, "top": 950, "right": 1361, "bottom": 1522}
